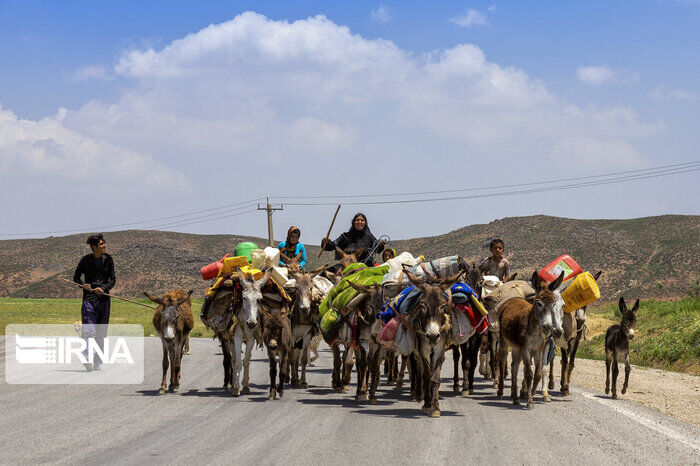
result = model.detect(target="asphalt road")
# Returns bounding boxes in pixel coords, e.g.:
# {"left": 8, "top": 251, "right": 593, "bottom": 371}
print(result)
{"left": 1, "top": 337, "right": 698, "bottom": 465}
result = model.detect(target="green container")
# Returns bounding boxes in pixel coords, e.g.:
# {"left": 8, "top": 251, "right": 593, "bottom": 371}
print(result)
{"left": 234, "top": 242, "right": 258, "bottom": 262}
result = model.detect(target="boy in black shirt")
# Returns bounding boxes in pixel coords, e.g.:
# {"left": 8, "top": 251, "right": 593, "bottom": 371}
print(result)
{"left": 73, "top": 234, "right": 116, "bottom": 371}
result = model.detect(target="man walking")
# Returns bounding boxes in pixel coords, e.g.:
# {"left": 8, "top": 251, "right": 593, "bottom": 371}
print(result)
{"left": 73, "top": 234, "right": 116, "bottom": 371}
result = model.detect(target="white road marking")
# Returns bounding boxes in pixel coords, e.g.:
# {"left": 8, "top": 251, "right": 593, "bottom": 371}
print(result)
{"left": 581, "top": 392, "right": 700, "bottom": 454}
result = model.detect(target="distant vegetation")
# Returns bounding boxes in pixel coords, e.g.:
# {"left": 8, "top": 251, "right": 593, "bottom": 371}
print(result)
{"left": 578, "top": 297, "right": 700, "bottom": 376}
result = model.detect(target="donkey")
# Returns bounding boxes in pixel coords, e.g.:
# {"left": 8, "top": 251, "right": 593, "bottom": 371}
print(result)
{"left": 261, "top": 304, "right": 293, "bottom": 400}
{"left": 544, "top": 270, "right": 603, "bottom": 398}
{"left": 287, "top": 268, "right": 325, "bottom": 388}
{"left": 345, "top": 281, "right": 388, "bottom": 404}
{"left": 145, "top": 289, "right": 194, "bottom": 394}
{"left": 200, "top": 282, "right": 238, "bottom": 389}
{"left": 497, "top": 271, "right": 564, "bottom": 408}
{"left": 450, "top": 262, "right": 483, "bottom": 396}
{"left": 404, "top": 269, "right": 463, "bottom": 417}
{"left": 605, "top": 297, "right": 639, "bottom": 399}
{"left": 280, "top": 251, "right": 304, "bottom": 272}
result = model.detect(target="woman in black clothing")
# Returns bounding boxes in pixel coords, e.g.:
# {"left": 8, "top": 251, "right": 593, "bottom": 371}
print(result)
{"left": 321, "top": 213, "right": 385, "bottom": 266}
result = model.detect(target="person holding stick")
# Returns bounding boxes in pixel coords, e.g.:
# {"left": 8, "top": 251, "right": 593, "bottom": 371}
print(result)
{"left": 73, "top": 234, "right": 115, "bottom": 371}
{"left": 321, "top": 213, "right": 385, "bottom": 266}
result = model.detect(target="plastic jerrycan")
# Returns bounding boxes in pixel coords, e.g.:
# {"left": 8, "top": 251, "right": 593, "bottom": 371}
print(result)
{"left": 539, "top": 254, "right": 582, "bottom": 284}
{"left": 561, "top": 271, "right": 600, "bottom": 313}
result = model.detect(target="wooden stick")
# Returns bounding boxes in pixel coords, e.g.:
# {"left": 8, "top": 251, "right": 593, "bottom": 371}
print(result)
{"left": 318, "top": 204, "right": 341, "bottom": 258}
{"left": 58, "top": 277, "right": 158, "bottom": 310}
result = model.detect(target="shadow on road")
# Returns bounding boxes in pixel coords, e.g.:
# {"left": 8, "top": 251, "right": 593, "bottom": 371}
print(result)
{"left": 351, "top": 407, "right": 463, "bottom": 418}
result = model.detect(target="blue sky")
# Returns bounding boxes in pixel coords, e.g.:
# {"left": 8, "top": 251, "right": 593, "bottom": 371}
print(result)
{"left": 1, "top": 1, "right": 698, "bottom": 240}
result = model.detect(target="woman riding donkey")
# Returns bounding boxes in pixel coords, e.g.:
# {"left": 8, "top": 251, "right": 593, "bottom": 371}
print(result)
{"left": 279, "top": 226, "right": 307, "bottom": 271}
{"left": 321, "top": 213, "right": 386, "bottom": 267}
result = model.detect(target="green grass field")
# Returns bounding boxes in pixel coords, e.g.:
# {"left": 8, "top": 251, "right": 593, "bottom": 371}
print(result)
{"left": 0, "top": 297, "right": 215, "bottom": 338}
{"left": 578, "top": 297, "right": 700, "bottom": 375}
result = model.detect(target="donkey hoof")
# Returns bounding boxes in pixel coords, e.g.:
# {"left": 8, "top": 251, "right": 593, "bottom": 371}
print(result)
{"left": 548, "top": 381, "right": 554, "bottom": 390}
{"left": 291, "top": 381, "right": 299, "bottom": 388}
{"left": 612, "top": 393, "right": 618, "bottom": 399}
{"left": 460, "top": 390, "right": 470, "bottom": 397}
{"left": 430, "top": 409, "right": 441, "bottom": 418}
{"left": 453, "top": 384, "right": 460, "bottom": 393}
{"left": 421, "top": 405, "right": 431, "bottom": 413}
{"left": 561, "top": 388, "right": 570, "bottom": 396}
{"left": 493, "top": 382, "right": 499, "bottom": 389}
{"left": 231, "top": 388, "right": 240, "bottom": 397}
{"left": 184, "top": 351, "right": 190, "bottom": 355}
{"left": 168, "top": 386, "right": 176, "bottom": 393}
{"left": 621, "top": 387, "right": 627, "bottom": 395}
{"left": 342, "top": 385, "right": 350, "bottom": 392}
{"left": 300, "top": 382, "right": 308, "bottom": 389}
{"left": 526, "top": 401, "right": 534, "bottom": 409}
{"left": 605, "top": 388, "right": 610, "bottom": 394}
{"left": 396, "top": 381, "right": 403, "bottom": 390}
{"left": 241, "top": 386, "right": 250, "bottom": 395}
{"left": 513, "top": 399, "right": 520, "bottom": 405}
{"left": 158, "top": 387, "right": 166, "bottom": 395}
{"left": 333, "top": 386, "right": 343, "bottom": 393}
{"left": 223, "top": 383, "right": 230, "bottom": 389}
{"left": 369, "top": 397, "right": 378, "bottom": 405}
{"left": 542, "top": 394, "right": 552, "bottom": 403}
{"left": 268, "top": 393, "right": 275, "bottom": 401}
{"left": 356, "top": 393, "right": 368, "bottom": 402}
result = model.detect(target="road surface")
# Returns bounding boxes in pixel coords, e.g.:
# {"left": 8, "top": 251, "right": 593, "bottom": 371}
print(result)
{"left": 1, "top": 337, "right": 698, "bottom": 465}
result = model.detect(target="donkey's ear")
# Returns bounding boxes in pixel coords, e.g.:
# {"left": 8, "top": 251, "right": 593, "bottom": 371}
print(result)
{"left": 335, "top": 246, "right": 347, "bottom": 256}
{"left": 176, "top": 290, "right": 193, "bottom": 306}
{"left": 618, "top": 296, "right": 626, "bottom": 312}
{"left": 508, "top": 272, "right": 518, "bottom": 282}
{"left": 631, "top": 299, "right": 640, "bottom": 313}
{"left": 594, "top": 270, "right": 603, "bottom": 281}
{"left": 347, "top": 280, "right": 372, "bottom": 294}
{"left": 439, "top": 270, "right": 464, "bottom": 291}
{"left": 144, "top": 292, "right": 164, "bottom": 306}
{"left": 257, "top": 268, "right": 273, "bottom": 287}
{"left": 549, "top": 271, "right": 565, "bottom": 292}
{"left": 531, "top": 271, "right": 542, "bottom": 291}
{"left": 353, "top": 247, "right": 366, "bottom": 258}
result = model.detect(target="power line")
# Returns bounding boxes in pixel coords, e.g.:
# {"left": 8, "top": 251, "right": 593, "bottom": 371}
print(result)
{"left": 281, "top": 165, "right": 700, "bottom": 206}
{"left": 145, "top": 208, "right": 259, "bottom": 230}
{"left": 269, "top": 161, "right": 699, "bottom": 200}
{"left": 0, "top": 197, "right": 266, "bottom": 237}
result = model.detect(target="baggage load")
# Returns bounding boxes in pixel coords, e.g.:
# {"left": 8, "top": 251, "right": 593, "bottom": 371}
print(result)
{"left": 320, "top": 308, "right": 339, "bottom": 335}
{"left": 381, "top": 255, "right": 461, "bottom": 299}
{"left": 380, "top": 317, "right": 400, "bottom": 342}
{"left": 445, "top": 282, "right": 488, "bottom": 317}
{"left": 250, "top": 249, "right": 267, "bottom": 269}
{"left": 453, "top": 303, "right": 489, "bottom": 335}
{"left": 483, "top": 280, "right": 536, "bottom": 318}
{"left": 539, "top": 254, "right": 582, "bottom": 284}
{"left": 239, "top": 265, "right": 263, "bottom": 281}
{"left": 221, "top": 256, "right": 249, "bottom": 275}
{"left": 312, "top": 275, "right": 334, "bottom": 297}
{"left": 263, "top": 247, "right": 281, "bottom": 269}
{"left": 383, "top": 252, "right": 424, "bottom": 272}
{"left": 561, "top": 271, "right": 600, "bottom": 313}
{"left": 481, "top": 275, "right": 503, "bottom": 300}
{"left": 270, "top": 266, "right": 290, "bottom": 288}
{"left": 234, "top": 242, "right": 258, "bottom": 262}
{"left": 200, "top": 253, "right": 230, "bottom": 280}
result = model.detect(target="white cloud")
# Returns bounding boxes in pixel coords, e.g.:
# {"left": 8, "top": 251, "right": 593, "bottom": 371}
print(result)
{"left": 0, "top": 106, "right": 188, "bottom": 189}
{"left": 370, "top": 5, "right": 392, "bottom": 24}
{"left": 450, "top": 9, "right": 489, "bottom": 27}
{"left": 576, "top": 65, "right": 639, "bottom": 85}
{"left": 650, "top": 86, "right": 699, "bottom": 102}
{"left": 68, "top": 65, "right": 112, "bottom": 82}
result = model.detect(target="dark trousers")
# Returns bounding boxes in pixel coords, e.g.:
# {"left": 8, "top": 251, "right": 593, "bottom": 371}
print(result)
{"left": 81, "top": 299, "right": 111, "bottom": 367}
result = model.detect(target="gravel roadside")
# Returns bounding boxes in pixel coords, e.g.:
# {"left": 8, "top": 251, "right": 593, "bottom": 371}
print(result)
{"left": 562, "top": 357, "right": 700, "bottom": 427}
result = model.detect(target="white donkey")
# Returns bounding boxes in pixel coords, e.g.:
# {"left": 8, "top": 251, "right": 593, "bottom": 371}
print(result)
{"left": 539, "top": 287, "right": 566, "bottom": 402}
{"left": 226, "top": 269, "right": 272, "bottom": 396}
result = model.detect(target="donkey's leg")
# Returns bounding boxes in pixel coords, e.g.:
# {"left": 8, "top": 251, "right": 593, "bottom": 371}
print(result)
{"left": 173, "top": 336, "right": 184, "bottom": 389}
{"left": 452, "top": 345, "right": 460, "bottom": 392}
{"left": 430, "top": 348, "right": 447, "bottom": 417}
{"left": 184, "top": 333, "right": 190, "bottom": 355}
{"left": 167, "top": 345, "right": 177, "bottom": 392}
{"left": 611, "top": 352, "right": 619, "bottom": 399}
{"left": 268, "top": 350, "right": 277, "bottom": 400}
{"left": 497, "top": 339, "right": 508, "bottom": 398}
{"left": 300, "top": 337, "right": 310, "bottom": 389}
{"left": 241, "top": 338, "right": 253, "bottom": 395}
{"left": 490, "top": 331, "right": 499, "bottom": 387}
{"left": 355, "top": 346, "right": 368, "bottom": 402}
{"left": 159, "top": 340, "right": 169, "bottom": 394}
{"left": 396, "top": 354, "right": 406, "bottom": 389}
{"left": 549, "top": 349, "right": 556, "bottom": 391}
{"left": 467, "top": 338, "right": 479, "bottom": 395}
{"left": 219, "top": 334, "right": 231, "bottom": 389}
{"left": 510, "top": 349, "right": 521, "bottom": 405}
{"left": 331, "top": 343, "right": 342, "bottom": 392}
{"left": 278, "top": 349, "right": 288, "bottom": 398}
{"left": 420, "top": 355, "right": 432, "bottom": 413}
{"left": 368, "top": 346, "right": 383, "bottom": 404}
{"left": 560, "top": 346, "right": 570, "bottom": 395}
{"left": 605, "top": 348, "right": 612, "bottom": 394}
{"left": 530, "top": 350, "right": 542, "bottom": 409}
{"left": 231, "top": 332, "right": 243, "bottom": 397}
{"left": 343, "top": 346, "right": 354, "bottom": 391}
{"left": 461, "top": 342, "right": 470, "bottom": 395}
{"left": 567, "top": 335, "right": 582, "bottom": 390}
{"left": 290, "top": 347, "right": 300, "bottom": 388}
{"left": 621, "top": 351, "right": 631, "bottom": 395}
{"left": 541, "top": 352, "right": 551, "bottom": 402}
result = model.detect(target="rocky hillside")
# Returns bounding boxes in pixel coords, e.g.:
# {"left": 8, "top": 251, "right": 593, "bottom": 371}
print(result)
{"left": 1, "top": 215, "right": 697, "bottom": 300}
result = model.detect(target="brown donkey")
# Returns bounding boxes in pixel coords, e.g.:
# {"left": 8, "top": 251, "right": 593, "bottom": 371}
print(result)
{"left": 605, "top": 297, "right": 639, "bottom": 399}
{"left": 497, "top": 271, "right": 564, "bottom": 408}
{"left": 261, "top": 304, "right": 293, "bottom": 400}
{"left": 146, "top": 289, "right": 194, "bottom": 394}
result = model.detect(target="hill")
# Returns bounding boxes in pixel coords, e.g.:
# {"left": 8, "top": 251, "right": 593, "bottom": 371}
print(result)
{"left": 1, "top": 214, "right": 698, "bottom": 300}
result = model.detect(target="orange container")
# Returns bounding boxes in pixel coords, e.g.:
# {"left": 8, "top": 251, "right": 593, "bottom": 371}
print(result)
{"left": 200, "top": 253, "right": 230, "bottom": 280}
{"left": 539, "top": 254, "right": 582, "bottom": 284}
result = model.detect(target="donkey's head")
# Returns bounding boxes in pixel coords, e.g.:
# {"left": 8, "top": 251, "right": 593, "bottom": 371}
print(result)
{"left": 145, "top": 290, "right": 193, "bottom": 342}
{"left": 240, "top": 269, "right": 272, "bottom": 330}
{"left": 618, "top": 296, "right": 639, "bottom": 340}
{"left": 405, "top": 268, "right": 462, "bottom": 346}
{"left": 261, "top": 305, "right": 289, "bottom": 351}
{"left": 336, "top": 246, "right": 366, "bottom": 269}
{"left": 531, "top": 271, "right": 565, "bottom": 338}
{"left": 289, "top": 267, "right": 324, "bottom": 319}
{"left": 460, "top": 259, "right": 483, "bottom": 298}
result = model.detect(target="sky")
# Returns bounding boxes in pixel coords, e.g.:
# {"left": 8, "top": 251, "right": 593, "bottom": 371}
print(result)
{"left": 1, "top": 0, "right": 698, "bottom": 243}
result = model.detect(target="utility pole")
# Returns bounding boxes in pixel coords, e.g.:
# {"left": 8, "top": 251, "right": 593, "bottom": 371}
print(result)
{"left": 257, "top": 198, "right": 283, "bottom": 247}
